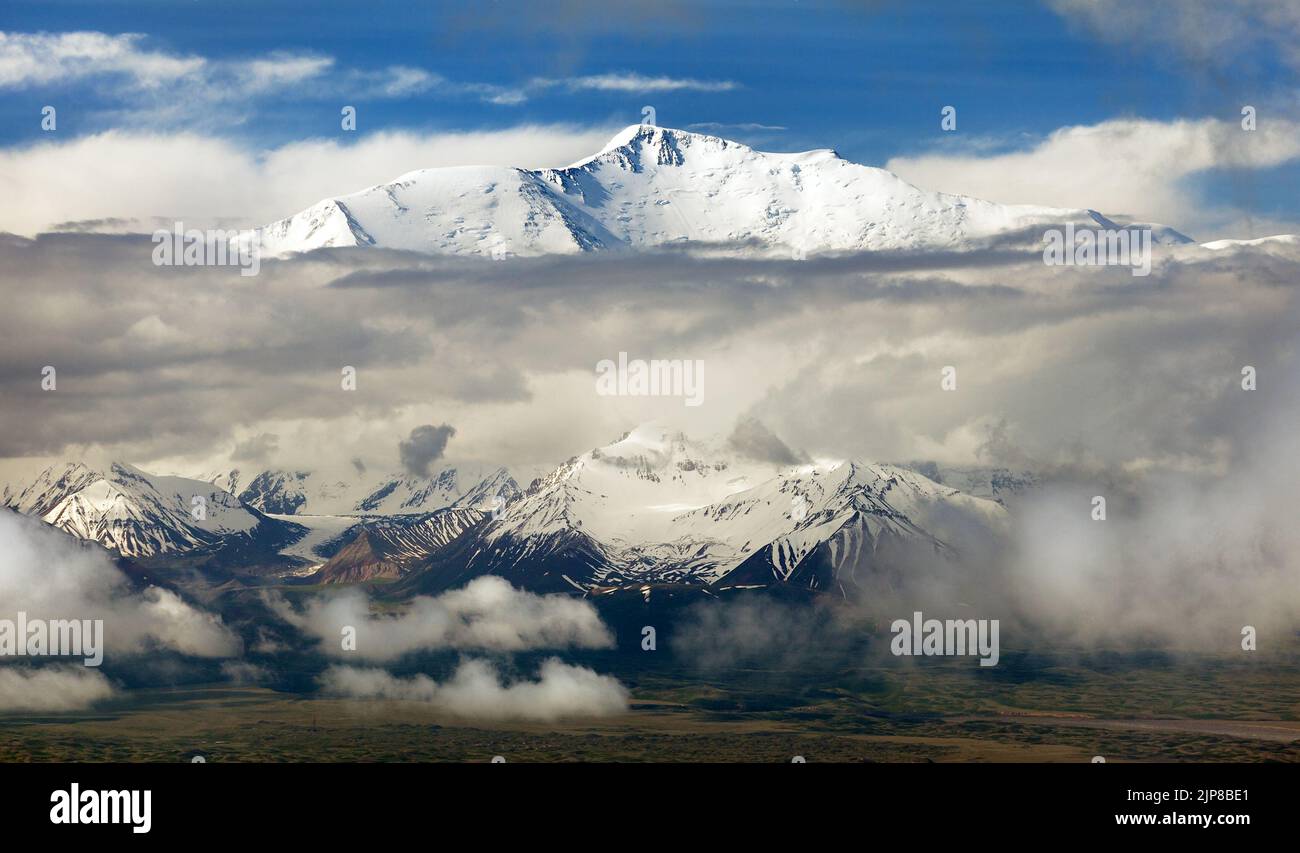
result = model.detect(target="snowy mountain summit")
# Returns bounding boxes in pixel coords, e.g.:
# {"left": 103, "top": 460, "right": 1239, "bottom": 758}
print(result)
{"left": 252, "top": 125, "right": 1166, "bottom": 258}
{"left": 395, "top": 423, "right": 1011, "bottom": 597}
{"left": 2, "top": 462, "right": 292, "bottom": 558}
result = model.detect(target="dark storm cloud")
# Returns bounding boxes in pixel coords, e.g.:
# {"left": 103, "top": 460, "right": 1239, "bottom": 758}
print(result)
{"left": 399, "top": 424, "right": 457, "bottom": 477}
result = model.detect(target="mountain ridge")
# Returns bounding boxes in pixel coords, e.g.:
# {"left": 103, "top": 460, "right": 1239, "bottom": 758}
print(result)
{"left": 202, "top": 464, "right": 521, "bottom": 517}
{"left": 3, "top": 427, "right": 1027, "bottom": 594}
{"left": 2, "top": 461, "right": 302, "bottom": 559}
{"left": 388, "top": 424, "right": 1012, "bottom": 597}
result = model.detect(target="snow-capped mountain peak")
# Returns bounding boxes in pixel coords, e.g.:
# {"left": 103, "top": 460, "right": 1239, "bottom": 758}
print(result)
{"left": 252, "top": 125, "right": 1185, "bottom": 259}
{"left": 250, "top": 163, "right": 623, "bottom": 258}
{"left": 445, "top": 423, "right": 1008, "bottom": 594}
{"left": 3, "top": 461, "right": 278, "bottom": 557}
{"left": 453, "top": 466, "right": 523, "bottom": 511}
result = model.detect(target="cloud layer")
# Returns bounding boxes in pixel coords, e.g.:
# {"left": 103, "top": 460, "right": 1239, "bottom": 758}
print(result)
{"left": 0, "top": 513, "right": 242, "bottom": 658}
{"left": 0, "top": 125, "right": 619, "bottom": 237}
{"left": 887, "top": 118, "right": 1300, "bottom": 238}
{"left": 319, "top": 658, "right": 629, "bottom": 721}
{"left": 0, "top": 512, "right": 241, "bottom": 710}
{"left": 0, "top": 29, "right": 736, "bottom": 128}
{"left": 273, "top": 576, "right": 615, "bottom": 661}
{"left": 0, "top": 665, "right": 115, "bottom": 712}
{"left": 3, "top": 224, "right": 1297, "bottom": 483}
{"left": 1048, "top": 0, "right": 1300, "bottom": 73}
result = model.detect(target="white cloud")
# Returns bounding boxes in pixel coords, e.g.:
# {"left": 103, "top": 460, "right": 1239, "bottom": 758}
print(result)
{"left": 0, "top": 31, "right": 204, "bottom": 89}
{"left": 273, "top": 576, "right": 615, "bottom": 661}
{"left": 0, "top": 29, "right": 735, "bottom": 120}
{"left": 0, "top": 665, "right": 115, "bottom": 712}
{"left": 234, "top": 53, "right": 335, "bottom": 93}
{"left": 346, "top": 70, "right": 741, "bottom": 106}
{"left": 0, "top": 31, "right": 336, "bottom": 107}
{"left": 886, "top": 117, "right": 1300, "bottom": 238}
{"left": 0, "top": 513, "right": 242, "bottom": 659}
{"left": 351, "top": 65, "right": 439, "bottom": 98}
{"left": 319, "top": 658, "right": 629, "bottom": 720}
{"left": 0, "top": 32, "right": 345, "bottom": 130}
{"left": 1047, "top": 0, "right": 1300, "bottom": 71}
{"left": 533, "top": 72, "right": 738, "bottom": 93}
{"left": 687, "top": 122, "right": 787, "bottom": 133}
{"left": 0, "top": 125, "right": 619, "bottom": 236}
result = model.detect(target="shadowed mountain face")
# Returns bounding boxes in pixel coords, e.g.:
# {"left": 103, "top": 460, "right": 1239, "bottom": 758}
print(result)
{"left": 311, "top": 508, "right": 484, "bottom": 584}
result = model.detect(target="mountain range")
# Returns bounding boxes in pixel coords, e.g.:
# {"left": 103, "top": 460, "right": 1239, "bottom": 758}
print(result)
{"left": 199, "top": 464, "right": 519, "bottom": 517}
{"left": 2, "top": 425, "right": 1026, "bottom": 598}
{"left": 395, "top": 425, "right": 1011, "bottom": 597}
{"left": 0, "top": 460, "right": 515, "bottom": 560}
{"left": 1, "top": 462, "right": 301, "bottom": 560}
{"left": 247, "top": 124, "right": 1192, "bottom": 259}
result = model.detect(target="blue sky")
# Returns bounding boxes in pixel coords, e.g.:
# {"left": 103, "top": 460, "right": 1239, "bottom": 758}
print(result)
{"left": 2, "top": 0, "right": 1298, "bottom": 236}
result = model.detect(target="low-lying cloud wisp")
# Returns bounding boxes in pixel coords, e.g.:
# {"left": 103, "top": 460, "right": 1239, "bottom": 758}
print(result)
{"left": 271, "top": 576, "right": 615, "bottom": 661}
{"left": 319, "top": 658, "right": 629, "bottom": 721}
